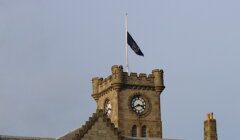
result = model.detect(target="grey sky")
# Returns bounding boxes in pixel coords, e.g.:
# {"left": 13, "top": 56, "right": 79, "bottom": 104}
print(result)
{"left": 0, "top": 0, "right": 240, "bottom": 140}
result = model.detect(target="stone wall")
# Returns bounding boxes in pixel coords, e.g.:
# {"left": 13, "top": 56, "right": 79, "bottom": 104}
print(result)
{"left": 118, "top": 88, "right": 162, "bottom": 137}
{"left": 91, "top": 65, "right": 165, "bottom": 138}
{"left": 81, "top": 117, "right": 119, "bottom": 140}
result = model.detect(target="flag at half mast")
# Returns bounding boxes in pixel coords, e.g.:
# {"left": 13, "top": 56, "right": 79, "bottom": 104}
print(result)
{"left": 127, "top": 32, "right": 144, "bottom": 57}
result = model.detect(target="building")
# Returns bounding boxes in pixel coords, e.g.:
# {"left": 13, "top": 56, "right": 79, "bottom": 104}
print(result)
{"left": 0, "top": 65, "right": 218, "bottom": 140}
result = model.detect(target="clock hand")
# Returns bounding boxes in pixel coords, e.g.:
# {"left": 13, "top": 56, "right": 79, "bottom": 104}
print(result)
{"left": 134, "top": 104, "right": 143, "bottom": 108}
{"left": 134, "top": 104, "right": 139, "bottom": 108}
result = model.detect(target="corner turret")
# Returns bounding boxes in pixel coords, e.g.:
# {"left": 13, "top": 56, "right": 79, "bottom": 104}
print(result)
{"left": 92, "top": 77, "right": 100, "bottom": 101}
{"left": 111, "top": 65, "right": 124, "bottom": 92}
{"left": 152, "top": 69, "right": 165, "bottom": 94}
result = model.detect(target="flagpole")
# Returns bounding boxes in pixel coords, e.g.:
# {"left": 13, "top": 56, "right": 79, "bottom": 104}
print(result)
{"left": 125, "top": 13, "right": 129, "bottom": 72}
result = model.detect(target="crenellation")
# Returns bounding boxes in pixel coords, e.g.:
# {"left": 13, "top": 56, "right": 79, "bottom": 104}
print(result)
{"left": 92, "top": 65, "right": 165, "bottom": 101}
{"left": 59, "top": 109, "right": 121, "bottom": 140}
{"left": 92, "top": 76, "right": 113, "bottom": 96}
{"left": 98, "top": 77, "right": 103, "bottom": 82}
{"left": 92, "top": 77, "right": 99, "bottom": 95}
{"left": 99, "top": 76, "right": 112, "bottom": 93}
{"left": 124, "top": 72, "right": 155, "bottom": 87}
{"left": 123, "top": 72, "right": 128, "bottom": 76}
{"left": 106, "top": 75, "right": 112, "bottom": 81}
{"left": 139, "top": 73, "right": 147, "bottom": 78}
{"left": 152, "top": 69, "right": 165, "bottom": 94}
{"left": 148, "top": 74, "right": 154, "bottom": 78}
{"left": 129, "top": 72, "right": 138, "bottom": 77}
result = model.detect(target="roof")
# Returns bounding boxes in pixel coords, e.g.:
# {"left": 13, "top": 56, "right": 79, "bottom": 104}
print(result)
{"left": 122, "top": 136, "right": 182, "bottom": 140}
{"left": 57, "top": 109, "right": 120, "bottom": 140}
{"left": 0, "top": 135, "right": 55, "bottom": 140}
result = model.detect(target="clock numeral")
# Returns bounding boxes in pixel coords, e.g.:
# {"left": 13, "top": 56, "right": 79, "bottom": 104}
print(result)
{"left": 131, "top": 96, "right": 146, "bottom": 114}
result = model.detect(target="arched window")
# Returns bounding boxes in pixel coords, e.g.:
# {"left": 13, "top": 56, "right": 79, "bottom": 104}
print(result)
{"left": 131, "top": 125, "right": 137, "bottom": 137}
{"left": 141, "top": 125, "right": 147, "bottom": 137}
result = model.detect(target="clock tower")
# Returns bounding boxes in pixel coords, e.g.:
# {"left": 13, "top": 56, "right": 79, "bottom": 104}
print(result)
{"left": 92, "top": 65, "right": 165, "bottom": 138}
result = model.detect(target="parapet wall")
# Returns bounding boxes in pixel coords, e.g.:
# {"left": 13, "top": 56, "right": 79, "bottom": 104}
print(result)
{"left": 92, "top": 76, "right": 113, "bottom": 95}
{"left": 123, "top": 72, "right": 155, "bottom": 86}
{"left": 92, "top": 65, "right": 165, "bottom": 100}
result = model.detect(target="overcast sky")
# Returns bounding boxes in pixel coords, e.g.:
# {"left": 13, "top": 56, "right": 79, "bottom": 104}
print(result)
{"left": 0, "top": 0, "right": 240, "bottom": 140}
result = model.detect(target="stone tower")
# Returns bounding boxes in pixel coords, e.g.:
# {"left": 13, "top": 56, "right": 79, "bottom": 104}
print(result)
{"left": 91, "top": 65, "right": 165, "bottom": 138}
{"left": 204, "top": 112, "right": 218, "bottom": 140}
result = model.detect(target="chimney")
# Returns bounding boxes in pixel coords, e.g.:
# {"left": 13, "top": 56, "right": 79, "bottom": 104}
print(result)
{"left": 204, "top": 112, "right": 218, "bottom": 140}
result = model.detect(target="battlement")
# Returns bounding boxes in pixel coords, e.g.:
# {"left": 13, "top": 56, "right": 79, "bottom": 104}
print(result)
{"left": 123, "top": 72, "right": 155, "bottom": 86}
{"left": 92, "top": 65, "right": 165, "bottom": 100}
{"left": 92, "top": 76, "right": 113, "bottom": 95}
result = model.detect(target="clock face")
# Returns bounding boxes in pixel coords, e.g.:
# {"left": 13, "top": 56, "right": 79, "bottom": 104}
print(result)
{"left": 104, "top": 100, "right": 111, "bottom": 117}
{"left": 131, "top": 95, "right": 146, "bottom": 114}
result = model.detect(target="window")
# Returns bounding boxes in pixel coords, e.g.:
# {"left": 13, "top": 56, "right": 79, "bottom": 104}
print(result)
{"left": 131, "top": 125, "right": 137, "bottom": 137}
{"left": 141, "top": 125, "right": 146, "bottom": 137}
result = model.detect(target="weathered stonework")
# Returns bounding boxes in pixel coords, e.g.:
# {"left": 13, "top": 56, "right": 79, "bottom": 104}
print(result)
{"left": 92, "top": 65, "right": 165, "bottom": 138}
{"left": 58, "top": 110, "right": 120, "bottom": 140}
{"left": 204, "top": 113, "right": 218, "bottom": 140}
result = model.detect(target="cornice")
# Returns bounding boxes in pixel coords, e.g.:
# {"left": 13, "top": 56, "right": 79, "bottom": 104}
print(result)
{"left": 92, "top": 84, "right": 157, "bottom": 100}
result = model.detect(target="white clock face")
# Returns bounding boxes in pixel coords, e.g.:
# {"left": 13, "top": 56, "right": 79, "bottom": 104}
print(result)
{"left": 131, "top": 96, "right": 146, "bottom": 114}
{"left": 104, "top": 100, "right": 111, "bottom": 117}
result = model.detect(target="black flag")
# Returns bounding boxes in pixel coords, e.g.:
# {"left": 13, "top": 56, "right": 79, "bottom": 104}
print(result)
{"left": 127, "top": 32, "right": 144, "bottom": 56}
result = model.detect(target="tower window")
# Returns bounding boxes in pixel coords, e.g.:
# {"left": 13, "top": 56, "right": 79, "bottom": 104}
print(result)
{"left": 141, "top": 125, "right": 147, "bottom": 137}
{"left": 131, "top": 125, "right": 137, "bottom": 137}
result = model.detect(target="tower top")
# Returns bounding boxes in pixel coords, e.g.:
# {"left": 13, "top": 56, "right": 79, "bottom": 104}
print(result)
{"left": 91, "top": 65, "right": 165, "bottom": 101}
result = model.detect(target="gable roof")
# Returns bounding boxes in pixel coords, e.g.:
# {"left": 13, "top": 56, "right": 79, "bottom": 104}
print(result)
{"left": 57, "top": 109, "right": 120, "bottom": 140}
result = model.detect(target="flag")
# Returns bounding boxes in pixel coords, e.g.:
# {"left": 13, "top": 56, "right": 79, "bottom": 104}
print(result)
{"left": 127, "top": 32, "right": 144, "bottom": 56}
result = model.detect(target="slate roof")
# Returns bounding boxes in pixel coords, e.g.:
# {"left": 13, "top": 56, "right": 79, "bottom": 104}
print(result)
{"left": 0, "top": 135, "right": 55, "bottom": 140}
